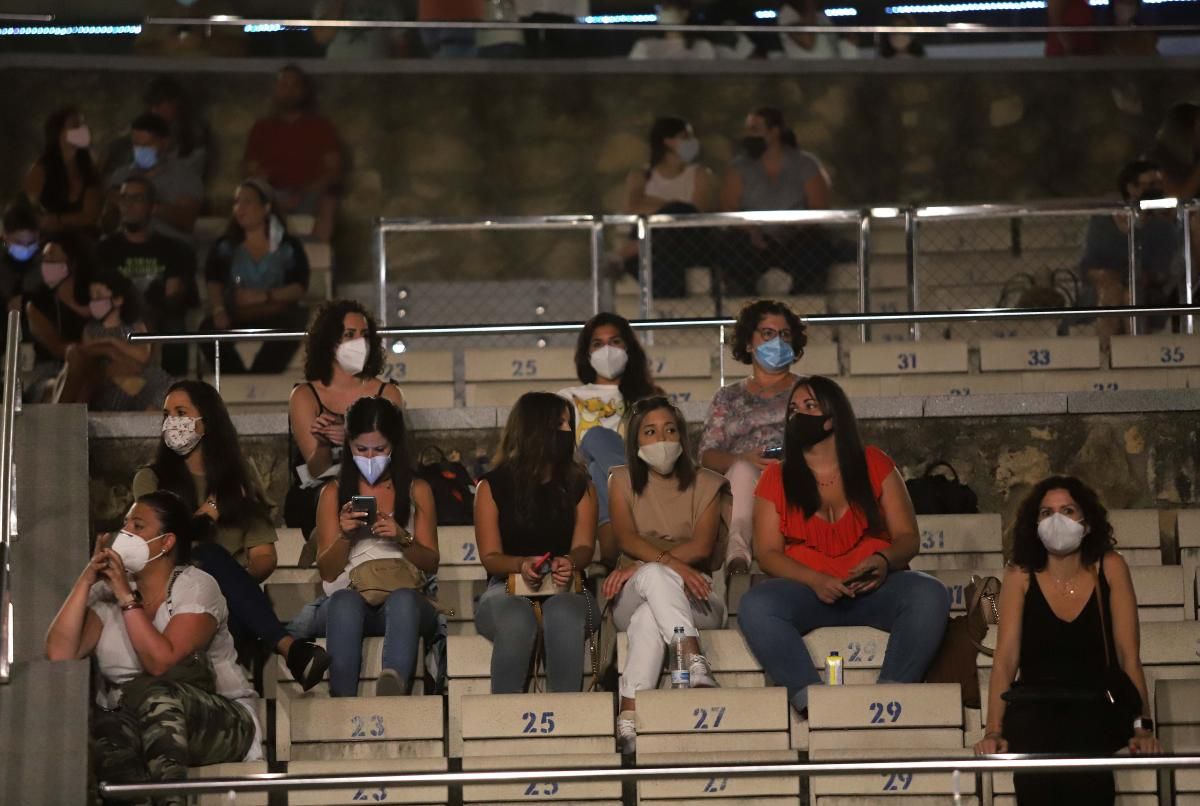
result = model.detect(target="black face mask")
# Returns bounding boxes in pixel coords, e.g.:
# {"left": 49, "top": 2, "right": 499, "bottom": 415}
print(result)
{"left": 786, "top": 412, "right": 833, "bottom": 450}
{"left": 551, "top": 430, "right": 576, "bottom": 463}
{"left": 742, "top": 136, "right": 767, "bottom": 160}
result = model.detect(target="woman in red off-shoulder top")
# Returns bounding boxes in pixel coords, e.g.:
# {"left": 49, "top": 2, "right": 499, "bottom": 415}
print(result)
{"left": 736, "top": 375, "right": 950, "bottom": 715}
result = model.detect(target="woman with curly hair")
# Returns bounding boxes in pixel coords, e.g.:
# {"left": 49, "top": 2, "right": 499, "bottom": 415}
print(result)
{"left": 286, "top": 299, "right": 404, "bottom": 540}
{"left": 699, "top": 299, "right": 808, "bottom": 572}
{"left": 974, "top": 475, "right": 1160, "bottom": 804}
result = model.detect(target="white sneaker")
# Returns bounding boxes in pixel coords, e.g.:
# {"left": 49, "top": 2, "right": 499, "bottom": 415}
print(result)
{"left": 616, "top": 712, "right": 637, "bottom": 754}
{"left": 688, "top": 654, "right": 718, "bottom": 689}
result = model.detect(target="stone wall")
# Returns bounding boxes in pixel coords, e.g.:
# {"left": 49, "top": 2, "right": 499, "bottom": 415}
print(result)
{"left": 89, "top": 406, "right": 1200, "bottom": 557}
{"left": 1, "top": 57, "right": 1193, "bottom": 285}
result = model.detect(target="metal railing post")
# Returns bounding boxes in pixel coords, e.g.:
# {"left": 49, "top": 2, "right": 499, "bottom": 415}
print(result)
{"left": 589, "top": 219, "right": 604, "bottom": 315}
{"left": 637, "top": 216, "right": 653, "bottom": 320}
{"left": 0, "top": 311, "right": 20, "bottom": 684}
{"left": 1182, "top": 205, "right": 1194, "bottom": 336}
{"left": 1127, "top": 206, "right": 1140, "bottom": 336}
{"left": 858, "top": 211, "right": 872, "bottom": 343}
{"left": 376, "top": 219, "right": 389, "bottom": 328}
{"left": 905, "top": 208, "right": 920, "bottom": 341}
{"left": 718, "top": 324, "right": 726, "bottom": 387}
{"left": 213, "top": 339, "right": 221, "bottom": 393}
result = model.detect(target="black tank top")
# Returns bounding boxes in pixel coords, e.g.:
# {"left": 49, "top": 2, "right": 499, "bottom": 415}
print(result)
{"left": 483, "top": 464, "right": 587, "bottom": 559}
{"left": 1017, "top": 562, "right": 1114, "bottom": 690}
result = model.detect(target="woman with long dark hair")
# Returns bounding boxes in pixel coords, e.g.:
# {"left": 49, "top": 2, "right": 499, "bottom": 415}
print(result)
{"left": 47, "top": 491, "right": 263, "bottom": 794}
{"left": 287, "top": 299, "right": 404, "bottom": 538}
{"left": 314, "top": 396, "right": 439, "bottom": 696}
{"left": 24, "top": 233, "right": 92, "bottom": 402}
{"left": 736, "top": 376, "right": 949, "bottom": 715}
{"left": 604, "top": 396, "right": 729, "bottom": 753}
{"left": 200, "top": 178, "right": 309, "bottom": 374}
{"left": 974, "top": 476, "right": 1160, "bottom": 804}
{"left": 23, "top": 106, "right": 101, "bottom": 235}
{"left": 474, "top": 392, "right": 597, "bottom": 693}
{"left": 559, "top": 312, "right": 661, "bottom": 563}
{"left": 132, "top": 380, "right": 330, "bottom": 690}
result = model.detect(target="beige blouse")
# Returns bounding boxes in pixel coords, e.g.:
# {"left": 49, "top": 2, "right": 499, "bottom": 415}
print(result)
{"left": 610, "top": 464, "right": 731, "bottom": 573}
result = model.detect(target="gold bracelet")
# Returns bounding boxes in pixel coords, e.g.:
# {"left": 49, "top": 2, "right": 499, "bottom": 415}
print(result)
{"left": 654, "top": 550, "right": 671, "bottom": 565}
{"left": 121, "top": 600, "right": 144, "bottom": 612}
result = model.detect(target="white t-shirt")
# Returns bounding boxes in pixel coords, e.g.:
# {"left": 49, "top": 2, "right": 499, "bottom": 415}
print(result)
{"left": 645, "top": 164, "right": 698, "bottom": 206}
{"left": 557, "top": 384, "right": 626, "bottom": 442}
{"left": 322, "top": 484, "right": 418, "bottom": 596}
{"left": 88, "top": 567, "right": 263, "bottom": 761}
{"left": 629, "top": 36, "right": 717, "bottom": 60}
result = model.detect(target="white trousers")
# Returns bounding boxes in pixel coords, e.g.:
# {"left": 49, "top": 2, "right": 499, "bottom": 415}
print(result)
{"left": 612, "top": 562, "right": 726, "bottom": 700}
{"left": 725, "top": 460, "right": 764, "bottom": 565}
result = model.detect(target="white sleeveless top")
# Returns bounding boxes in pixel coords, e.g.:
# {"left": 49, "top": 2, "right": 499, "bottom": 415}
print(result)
{"left": 323, "top": 483, "right": 417, "bottom": 596}
{"left": 645, "top": 163, "right": 698, "bottom": 206}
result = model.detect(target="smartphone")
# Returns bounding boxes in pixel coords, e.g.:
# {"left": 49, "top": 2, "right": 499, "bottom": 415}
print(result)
{"left": 762, "top": 446, "right": 784, "bottom": 460}
{"left": 350, "top": 495, "right": 377, "bottom": 526}
{"left": 844, "top": 567, "right": 879, "bottom": 586}
{"left": 533, "top": 552, "right": 553, "bottom": 576}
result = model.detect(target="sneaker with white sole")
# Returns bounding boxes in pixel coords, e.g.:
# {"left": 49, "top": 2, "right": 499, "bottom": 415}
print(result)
{"left": 616, "top": 711, "right": 637, "bottom": 754}
{"left": 688, "top": 654, "right": 718, "bottom": 688}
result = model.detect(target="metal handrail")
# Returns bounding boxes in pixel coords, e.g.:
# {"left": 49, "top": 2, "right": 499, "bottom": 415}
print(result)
{"left": 99, "top": 754, "right": 1200, "bottom": 799}
{"left": 0, "top": 311, "right": 20, "bottom": 684}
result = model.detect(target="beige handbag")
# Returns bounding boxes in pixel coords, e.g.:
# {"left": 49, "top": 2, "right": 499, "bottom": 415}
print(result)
{"left": 350, "top": 557, "right": 426, "bottom": 606}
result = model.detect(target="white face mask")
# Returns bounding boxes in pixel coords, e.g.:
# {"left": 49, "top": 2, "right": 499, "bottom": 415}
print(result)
{"left": 589, "top": 345, "right": 628, "bottom": 380}
{"left": 354, "top": 453, "right": 392, "bottom": 485}
{"left": 336, "top": 337, "right": 368, "bottom": 375}
{"left": 638, "top": 441, "right": 683, "bottom": 475}
{"left": 111, "top": 530, "right": 168, "bottom": 574}
{"left": 1037, "top": 512, "right": 1088, "bottom": 556}
{"left": 162, "top": 415, "right": 202, "bottom": 455}
{"left": 65, "top": 125, "right": 92, "bottom": 149}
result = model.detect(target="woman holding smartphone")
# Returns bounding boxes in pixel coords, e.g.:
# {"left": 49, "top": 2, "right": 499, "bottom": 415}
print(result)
{"left": 314, "top": 396, "right": 439, "bottom": 697}
{"left": 699, "top": 299, "right": 808, "bottom": 573}
{"left": 736, "top": 376, "right": 950, "bottom": 715}
{"left": 474, "top": 392, "right": 598, "bottom": 694}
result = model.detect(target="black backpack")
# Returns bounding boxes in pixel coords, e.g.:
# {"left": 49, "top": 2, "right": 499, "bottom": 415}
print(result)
{"left": 905, "top": 461, "right": 979, "bottom": 515}
{"left": 416, "top": 448, "right": 476, "bottom": 526}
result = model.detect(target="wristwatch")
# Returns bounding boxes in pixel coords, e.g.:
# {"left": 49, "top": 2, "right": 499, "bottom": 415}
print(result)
{"left": 1133, "top": 717, "right": 1154, "bottom": 732}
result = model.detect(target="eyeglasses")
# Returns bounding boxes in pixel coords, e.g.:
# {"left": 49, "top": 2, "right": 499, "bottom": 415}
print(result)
{"left": 756, "top": 327, "right": 792, "bottom": 342}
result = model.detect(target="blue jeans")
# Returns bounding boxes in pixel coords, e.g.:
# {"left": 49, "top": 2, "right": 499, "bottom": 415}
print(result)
{"left": 325, "top": 588, "right": 438, "bottom": 697}
{"left": 475, "top": 582, "right": 593, "bottom": 694}
{"left": 737, "top": 571, "right": 950, "bottom": 712}
{"left": 579, "top": 427, "right": 625, "bottom": 527}
{"left": 191, "top": 541, "right": 287, "bottom": 649}
{"left": 286, "top": 595, "right": 329, "bottom": 641}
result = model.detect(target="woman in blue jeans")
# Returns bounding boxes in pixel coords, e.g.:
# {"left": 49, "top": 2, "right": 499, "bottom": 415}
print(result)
{"left": 314, "top": 396, "right": 440, "bottom": 696}
{"left": 557, "top": 312, "right": 662, "bottom": 565}
{"left": 737, "top": 376, "right": 950, "bottom": 714}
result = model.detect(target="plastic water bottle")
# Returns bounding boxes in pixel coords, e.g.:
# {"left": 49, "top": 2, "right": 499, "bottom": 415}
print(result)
{"left": 825, "top": 651, "right": 844, "bottom": 686}
{"left": 670, "top": 627, "right": 690, "bottom": 689}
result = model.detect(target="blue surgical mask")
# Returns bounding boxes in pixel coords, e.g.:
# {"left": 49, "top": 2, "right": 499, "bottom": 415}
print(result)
{"left": 133, "top": 145, "right": 159, "bottom": 171}
{"left": 754, "top": 337, "right": 795, "bottom": 371}
{"left": 354, "top": 453, "right": 392, "bottom": 485}
{"left": 6, "top": 242, "right": 38, "bottom": 263}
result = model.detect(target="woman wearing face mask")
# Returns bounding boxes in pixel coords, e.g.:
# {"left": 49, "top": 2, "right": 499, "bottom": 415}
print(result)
{"left": 46, "top": 491, "right": 262, "bottom": 802}
{"left": 718, "top": 107, "right": 837, "bottom": 296}
{"left": 0, "top": 198, "right": 43, "bottom": 329}
{"left": 132, "top": 380, "right": 331, "bottom": 691}
{"left": 287, "top": 299, "right": 404, "bottom": 540}
{"left": 700, "top": 299, "right": 807, "bottom": 573}
{"left": 23, "top": 107, "right": 102, "bottom": 236}
{"left": 315, "top": 396, "right": 440, "bottom": 697}
{"left": 603, "top": 396, "right": 729, "bottom": 753}
{"left": 24, "top": 234, "right": 92, "bottom": 402}
{"left": 54, "top": 271, "right": 174, "bottom": 411}
{"left": 475, "top": 392, "right": 598, "bottom": 693}
{"left": 199, "top": 178, "right": 309, "bottom": 374}
{"left": 736, "top": 376, "right": 949, "bottom": 717}
{"left": 559, "top": 312, "right": 661, "bottom": 564}
{"left": 974, "top": 476, "right": 1160, "bottom": 804}
{"left": 622, "top": 117, "right": 716, "bottom": 299}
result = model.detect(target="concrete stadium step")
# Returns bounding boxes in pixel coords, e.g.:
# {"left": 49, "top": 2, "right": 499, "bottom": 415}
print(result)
{"left": 848, "top": 342, "right": 969, "bottom": 376}
{"left": 1020, "top": 368, "right": 1191, "bottom": 394}
{"left": 286, "top": 758, "right": 448, "bottom": 805}
{"left": 818, "top": 798, "right": 980, "bottom": 806}
{"left": 275, "top": 527, "right": 308, "bottom": 568}
{"left": 809, "top": 727, "right": 965, "bottom": 752}
{"left": 907, "top": 514, "right": 1003, "bottom": 572}
{"left": 466, "top": 380, "right": 560, "bottom": 407}
{"left": 278, "top": 694, "right": 444, "bottom": 762}
{"left": 461, "top": 752, "right": 622, "bottom": 803}
{"left": 808, "top": 684, "right": 963, "bottom": 731}
{"left": 635, "top": 750, "right": 800, "bottom": 802}
{"left": 210, "top": 373, "right": 456, "bottom": 409}
{"left": 459, "top": 692, "right": 616, "bottom": 757}
{"left": 720, "top": 295, "right": 829, "bottom": 318}
{"left": 636, "top": 688, "right": 789, "bottom": 735}
{"left": 725, "top": 342, "right": 841, "bottom": 377}
{"left": 268, "top": 636, "right": 426, "bottom": 700}
{"left": 1112, "top": 335, "right": 1200, "bottom": 369}
{"left": 437, "top": 524, "right": 484, "bottom": 582}
{"left": 465, "top": 347, "right": 576, "bottom": 383}
{"left": 809, "top": 747, "right": 976, "bottom": 798}
{"left": 188, "top": 762, "right": 268, "bottom": 806}
{"left": 645, "top": 346, "right": 715, "bottom": 379}
{"left": 993, "top": 768, "right": 1156, "bottom": 799}
{"left": 265, "top": 580, "right": 321, "bottom": 624}
{"left": 1180, "top": 509, "right": 1200, "bottom": 620}
{"left": 384, "top": 349, "right": 455, "bottom": 383}
{"left": 659, "top": 378, "right": 721, "bottom": 408}
{"left": 872, "top": 373, "right": 1013, "bottom": 397}
{"left": 978, "top": 336, "right": 1100, "bottom": 372}
{"left": 1155, "top": 678, "right": 1200, "bottom": 725}
{"left": 1109, "top": 509, "right": 1167, "bottom": 565}
{"left": 1129, "top": 565, "right": 1187, "bottom": 621}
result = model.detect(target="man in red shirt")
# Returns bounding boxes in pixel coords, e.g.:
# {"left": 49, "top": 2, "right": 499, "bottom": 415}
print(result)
{"left": 243, "top": 65, "right": 342, "bottom": 242}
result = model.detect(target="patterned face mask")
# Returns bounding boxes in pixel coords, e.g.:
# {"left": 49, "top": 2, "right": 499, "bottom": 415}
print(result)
{"left": 162, "top": 415, "right": 202, "bottom": 456}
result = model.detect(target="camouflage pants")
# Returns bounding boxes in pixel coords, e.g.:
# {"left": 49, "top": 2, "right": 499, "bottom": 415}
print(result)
{"left": 92, "top": 679, "right": 254, "bottom": 806}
